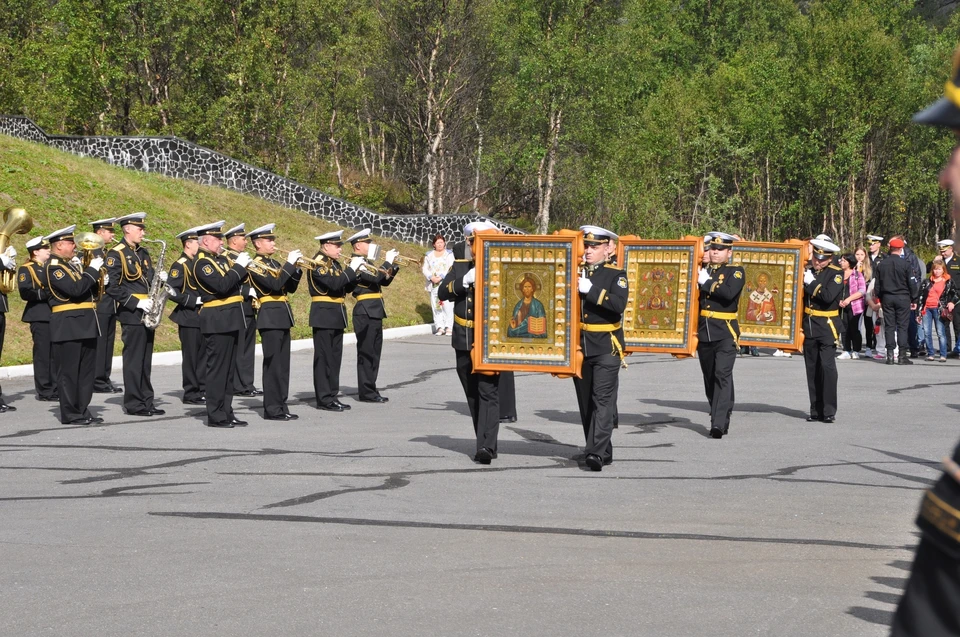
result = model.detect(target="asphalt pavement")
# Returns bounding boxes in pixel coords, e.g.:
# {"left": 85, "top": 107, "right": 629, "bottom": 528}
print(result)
{"left": 0, "top": 336, "right": 947, "bottom": 636}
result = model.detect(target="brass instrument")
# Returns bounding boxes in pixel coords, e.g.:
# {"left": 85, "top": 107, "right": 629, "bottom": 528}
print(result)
{"left": 0, "top": 207, "right": 33, "bottom": 293}
{"left": 140, "top": 237, "right": 169, "bottom": 329}
{"left": 367, "top": 242, "right": 423, "bottom": 268}
{"left": 275, "top": 248, "right": 321, "bottom": 271}
{"left": 246, "top": 255, "right": 282, "bottom": 276}
{"left": 75, "top": 231, "right": 106, "bottom": 299}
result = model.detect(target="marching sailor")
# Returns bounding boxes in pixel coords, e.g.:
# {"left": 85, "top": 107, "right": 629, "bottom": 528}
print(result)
{"left": 801, "top": 237, "right": 844, "bottom": 423}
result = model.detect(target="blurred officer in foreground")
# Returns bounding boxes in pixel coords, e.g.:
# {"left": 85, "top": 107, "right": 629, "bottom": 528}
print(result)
{"left": 890, "top": 44, "right": 960, "bottom": 637}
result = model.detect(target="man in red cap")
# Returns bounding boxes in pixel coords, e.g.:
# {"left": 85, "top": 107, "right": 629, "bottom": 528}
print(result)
{"left": 874, "top": 237, "right": 920, "bottom": 365}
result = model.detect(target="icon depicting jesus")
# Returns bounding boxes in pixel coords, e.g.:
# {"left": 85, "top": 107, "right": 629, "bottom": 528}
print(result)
{"left": 508, "top": 273, "right": 547, "bottom": 338}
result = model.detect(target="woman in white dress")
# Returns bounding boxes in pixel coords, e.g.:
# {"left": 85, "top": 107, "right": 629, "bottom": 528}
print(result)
{"left": 422, "top": 234, "right": 455, "bottom": 335}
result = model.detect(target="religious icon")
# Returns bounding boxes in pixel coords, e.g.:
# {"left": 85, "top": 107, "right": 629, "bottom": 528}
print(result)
{"left": 535, "top": 249, "right": 544, "bottom": 262}
{"left": 508, "top": 273, "right": 548, "bottom": 338}
{"left": 745, "top": 272, "right": 778, "bottom": 324}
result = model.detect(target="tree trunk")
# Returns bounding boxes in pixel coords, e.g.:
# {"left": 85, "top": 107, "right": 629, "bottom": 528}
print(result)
{"left": 535, "top": 108, "right": 562, "bottom": 234}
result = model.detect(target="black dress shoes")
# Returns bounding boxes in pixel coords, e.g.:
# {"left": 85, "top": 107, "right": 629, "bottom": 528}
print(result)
{"left": 69, "top": 416, "right": 104, "bottom": 425}
{"left": 229, "top": 418, "right": 248, "bottom": 426}
{"left": 500, "top": 416, "right": 517, "bottom": 423}
{"left": 93, "top": 387, "right": 114, "bottom": 394}
{"left": 183, "top": 398, "right": 206, "bottom": 405}
{"left": 149, "top": 408, "right": 166, "bottom": 416}
{"left": 709, "top": 427, "right": 724, "bottom": 439}
{"left": 236, "top": 388, "right": 263, "bottom": 397}
{"left": 335, "top": 401, "right": 351, "bottom": 410}
{"left": 128, "top": 410, "right": 154, "bottom": 417}
{"left": 265, "top": 413, "right": 299, "bottom": 421}
{"left": 474, "top": 447, "right": 495, "bottom": 464}
{"left": 0, "top": 403, "right": 16, "bottom": 412}
{"left": 585, "top": 454, "right": 604, "bottom": 471}
{"left": 805, "top": 415, "right": 822, "bottom": 422}
{"left": 822, "top": 416, "right": 835, "bottom": 424}
{"left": 317, "top": 402, "right": 345, "bottom": 412}
{"left": 111, "top": 385, "right": 123, "bottom": 393}
{"left": 358, "top": 396, "right": 388, "bottom": 403}
{"left": 37, "top": 395, "right": 59, "bottom": 402}
{"left": 207, "top": 420, "right": 234, "bottom": 428}
{"left": 87, "top": 417, "right": 104, "bottom": 424}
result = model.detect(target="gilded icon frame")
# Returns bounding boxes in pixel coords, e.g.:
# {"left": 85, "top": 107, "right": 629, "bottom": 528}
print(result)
{"left": 471, "top": 232, "right": 582, "bottom": 375}
{"left": 730, "top": 240, "right": 807, "bottom": 351}
{"left": 616, "top": 237, "right": 701, "bottom": 356}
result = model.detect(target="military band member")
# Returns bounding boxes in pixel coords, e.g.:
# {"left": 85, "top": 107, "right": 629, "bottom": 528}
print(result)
{"left": 18, "top": 236, "right": 58, "bottom": 402}
{"left": 889, "top": 51, "right": 960, "bottom": 636}
{"left": 347, "top": 229, "right": 399, "bottom": 403}
{"left": 246, "top": 224, "right": 303, "bottom": 421}
{"left": 168, "top": 227, "right": 206, "bottom": 405}
{"left": 105, "top": 212, "right": 163, "bottom": 417}
{"left": 574, "top": 226, "right": 628, "bottom": 470}
{"left": 90, "top": 217, "right": 122, "bottom": 393}
{"left": 193, "top": 221, "right": 251, "bottom": 428}
{"left": 0, "top": 239, "right": 15, "bottom": 412}
{"left": 696, "top": 232, "right": 745, "bottom": 439}
{"left": 801, "top": 238, "right": 843, "bottom": 423}
{"left": 309, "top": 230, "right": 361, "bottom": 411}
{"left": 45, "top": 225, "right": 103, "bottom": 424}
{"left": 223, "top": 223, "right": 261, "bottom": 397}
{"left": 438, "top": 221, "right": 502, "bottom": 463}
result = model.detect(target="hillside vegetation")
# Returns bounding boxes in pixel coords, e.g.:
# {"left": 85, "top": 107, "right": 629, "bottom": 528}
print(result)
{"left": 0, "top": 135, "right": 436, "bottom": 365}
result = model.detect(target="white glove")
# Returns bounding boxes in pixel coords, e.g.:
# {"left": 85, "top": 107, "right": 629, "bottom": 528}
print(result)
{"left": 803, "top": 269, "right": 816, "bottom": 285}
{"left": 88, "top": 257, "right": 104, "bottom": 271}
{"left": 286, "top": 249, "right": 302, "bottom": 265}
{"left": 697, "top": 268, "right": 710, "bottom": 285}
{"left": 578, "top": 276, "right": 593, "bottom": 294}
{"left": 4, "top": 245, "right": 15, "bottom": 259}
{"left": 0, "top": 255, "right": 14, "bottom": 269}
{"left": 349, "top": 256, "right": 365, "bottom": 272}
{"left": 158, "top": 271, "right": 168, "bottom": 282}
{"left": 103, "top": 273, "right": 110, "bottom": 285}
{"left": 70, "top": 256, "right": 82, "bottom": 267}
{"left": 136, "top": 298, "right": 154, "bottom": 312}
{"left": 248, "top": 287, "right": 258, "bottom": 299}
{"left": 385, "top": 249, "right": 399, "bottom": 265}
{"left": 234, "top": 252, "right": 251, "bottom": 268}
{"left": 195, "top": 298, "right": 203, "bottom": 306}
{"left": 462, "top": 268, "right": 476, "bottom": 286}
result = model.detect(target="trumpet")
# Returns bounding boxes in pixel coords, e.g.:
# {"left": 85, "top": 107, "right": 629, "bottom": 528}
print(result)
{"left": 367, "top": 243, "right": 424, "bottom": 268}
{"left": 75, "top": 231, "right": 107, "bottom": 299}
{"left": 276, "top": 248, "right": 321, "bottom": 271}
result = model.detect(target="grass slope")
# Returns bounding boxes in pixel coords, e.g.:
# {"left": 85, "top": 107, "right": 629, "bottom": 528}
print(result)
{"left": 0, "top": 135, "right": 435, "bottom": 365}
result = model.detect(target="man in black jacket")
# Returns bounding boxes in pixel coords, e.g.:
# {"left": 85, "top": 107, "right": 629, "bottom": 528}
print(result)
{"left": 438, "top": 221, "right": 502, "bottom": 464}
{"left": 18, "top": 235, "right": 57, "bottom": 402}
{"left": 89, "top": 217, "right": 122, "bottom": 394}
{"left": 246, "top": 223, "right": 303, "bottom": 421}
{"left": 937, "top": 239, "right": 960, "bottom": 355}
{"left": 167, "top": 227, "right": 206, "bottom": 405}
{"left": 874, "top": 237, "right": 920, "bottom": 365}
{"left": 802, "top": 238, "right": 844, "bottom": 423}
{"left": 222, "top": 223, "right": 262, "bottom": 397}
{"left": 890, "top": 47, "right": 960, "bottom": 637}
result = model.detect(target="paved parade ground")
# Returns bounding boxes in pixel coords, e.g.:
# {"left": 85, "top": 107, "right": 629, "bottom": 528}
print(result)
{"left": 0, "top": 334, "right": 950, "bottom": 636}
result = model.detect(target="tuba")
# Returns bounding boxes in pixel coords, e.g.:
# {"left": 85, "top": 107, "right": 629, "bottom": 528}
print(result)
{"left": 75, "top": 231, "right": 106, "bottom": 299}
{"left": 0, "top": 207, "right": 33, "bottom": 293}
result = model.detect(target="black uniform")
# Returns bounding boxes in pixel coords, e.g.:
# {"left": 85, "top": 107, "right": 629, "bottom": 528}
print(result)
{"left": 574, "top": 261, "right": 629, "bottom": 463}
{"left": 801, "top": 262, "right": 844, "bottom": 420}
{"left": 352, "top": 254, "right": 399, "bottom": 401}
{"left": 697, "top": 262, "right": 746, "bottom": 436}
{"left": 439, "top": 242, "right": 501, "bottom": 456}
{"left": 223, "top": 248, "right": 258, "bottom": 395}
{"left": 93, "top": 244, "right": 119, "bottom": 392}
{"left": 193, "top": 249, "right": 248, "bottom": 425}
{"left": 891, "top": 440, "right": 960, "bottom": 636}
{"left": 46, "top": 255, "right": 101, "bottom": 423}
{"left": 105, "top": 240, "right": 157, "bottom": 414}
{"left": 308, "top": 254, "right": 358, "bottom": 409}
{"left": 168, "top": 252, "right": 206, "bottom": 404}
{"left": 875, "top": 253, "right": 920, "bottom": 362}
{"left": 18, "top": 259, "right": 59, "bottom": 400}
{"left": 248, "top": 254, "right": 302, "bottom": 418}
{"left": 943, "top": 254, "right": 960, "bottom": 352}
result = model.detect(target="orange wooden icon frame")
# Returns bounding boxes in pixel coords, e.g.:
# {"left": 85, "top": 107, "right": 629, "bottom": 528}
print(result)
{"left": 616, "top": 236, "right": 702, "bottom": 356}
{"left": 730, "top": 239, "right": 808, "bottom": 353}
{"left": 471, "top": 231, "right": 583, "bottom": 375}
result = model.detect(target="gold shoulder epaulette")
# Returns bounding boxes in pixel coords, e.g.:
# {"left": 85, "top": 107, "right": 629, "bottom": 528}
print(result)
{"left": 176, "top": 257, "right": 187, "bottom": 265}
{"left": 604, "top": 263, "right": 620, "bottom": 269}
{"left": 828, "top": 264, "right": 841, "bottom": 270}
{"left": 111, "top": 243, "right": 125, "bottom": 252}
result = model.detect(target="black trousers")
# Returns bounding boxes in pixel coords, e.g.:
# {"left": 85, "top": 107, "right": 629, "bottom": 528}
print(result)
{"left": 179, "top": 325, "right": 206, "bottom": 403}
{"left": 840, "top": 311, "right": 862, "bottom": 353}
{"left": 30, "top": 322, "right": 59, "bottom": 400}
{"left": 882, "top": 295, "right": 911, "bottom": 357}
{"left": 53, "top": 338, "right": 97, "bottom": 423}
{"left": 354, "top": 312, "right": 384, "bottom": 400}
{"left": 234, "top": 316, "right": 257, "bottom": 393}
{"left": 205, "top": 331, "right": 239, "bottom": 423}
{"left": 698, "top": 338, "right": 737, "bottom": 432}
{"left": 455, "top": 350, "right": 500, "bottom": 453}
{"left": 94, "top": 312, "right": 117, "bottom": 390}
{"left": 803, "top": 335, "right": 838, "bottom": 419}
{"left": 499, "top": 371, "right": 517, "bottom": 420}
{"left": 573, "top": 351, "right": 620, "bottom": 463}
{"left": 260, "top": 328, "right": 291, "bottom": 418}
{"left": 312, "top": 327, "right": 343, "bottom": 407}
{"left": 950, "top": 310, "right": 960, "bottom": 353}
{"left": 864, "top": 314, "right": 877, "bottom": 350}
{"left": 891, "top": 536, "right": 960, "bottom": 636}
{"left": 120, "top": 323, "right": 156, "bottom": 413}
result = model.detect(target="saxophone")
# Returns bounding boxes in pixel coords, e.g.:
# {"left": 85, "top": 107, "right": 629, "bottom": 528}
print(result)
{"left": 141, "top": 238, "right": 169, "bottom": 329}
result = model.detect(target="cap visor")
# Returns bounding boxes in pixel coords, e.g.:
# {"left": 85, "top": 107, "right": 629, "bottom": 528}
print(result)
{"left": 913, "top": 98, "right": 960, "bottom": 127}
